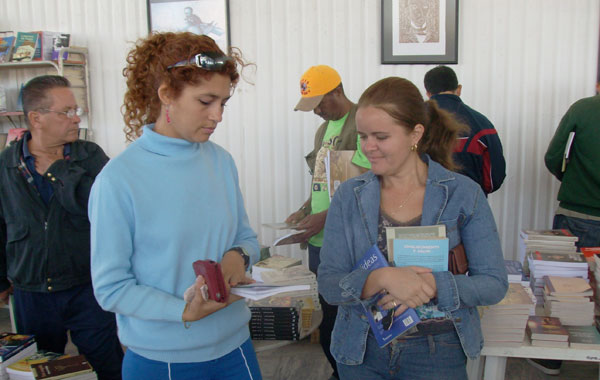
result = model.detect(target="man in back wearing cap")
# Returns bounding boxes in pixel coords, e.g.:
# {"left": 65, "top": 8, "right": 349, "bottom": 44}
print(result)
{"left": 286, "top": 65, "right": 369, "bottom": 380}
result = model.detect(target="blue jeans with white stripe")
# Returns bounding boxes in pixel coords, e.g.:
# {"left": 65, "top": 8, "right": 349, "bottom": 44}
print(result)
{"left": 122, "top": 337, "right": 262, "bottom": 380}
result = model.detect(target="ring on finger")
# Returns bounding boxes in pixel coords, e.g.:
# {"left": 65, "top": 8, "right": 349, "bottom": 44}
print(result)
{"left": 392, "top": 301, "right": 397, "bottom": 308}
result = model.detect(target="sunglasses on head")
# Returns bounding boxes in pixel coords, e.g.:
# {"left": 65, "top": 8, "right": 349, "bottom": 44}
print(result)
{"left": 167, "top": 52, "right": 230, "bottom": 71}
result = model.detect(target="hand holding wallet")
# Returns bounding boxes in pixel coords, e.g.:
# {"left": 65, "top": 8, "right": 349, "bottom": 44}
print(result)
{"left": 192, "top": 260, "right": 228, "bottom": 303}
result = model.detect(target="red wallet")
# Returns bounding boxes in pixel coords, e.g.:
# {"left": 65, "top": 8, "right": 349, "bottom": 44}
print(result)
{"left": 192, "top": 260, "right": 228, "bottom": 303}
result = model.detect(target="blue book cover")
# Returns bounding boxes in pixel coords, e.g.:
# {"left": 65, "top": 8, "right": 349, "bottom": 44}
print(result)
{"left": 393, "top": 237, "right": 449, "bottom": 318}
{"left": 392, "top": 238, "right": 449, "bottom": 271}
{"left": 355, "top": 244, "right": 420, "bottom": 348}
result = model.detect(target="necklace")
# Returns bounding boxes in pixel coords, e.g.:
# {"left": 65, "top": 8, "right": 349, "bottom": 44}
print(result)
{"left": 397, "top": 189, "right": 416, "bottom": 209}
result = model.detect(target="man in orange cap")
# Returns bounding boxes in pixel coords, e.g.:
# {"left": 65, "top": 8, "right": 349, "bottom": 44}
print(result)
{"left": 286, "top": 65, "right": 369, "bottom": 380}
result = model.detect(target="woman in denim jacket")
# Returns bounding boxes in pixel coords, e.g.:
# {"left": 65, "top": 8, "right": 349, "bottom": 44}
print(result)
{"left": 318, "top": 77, "right": 508, "bottom": 380}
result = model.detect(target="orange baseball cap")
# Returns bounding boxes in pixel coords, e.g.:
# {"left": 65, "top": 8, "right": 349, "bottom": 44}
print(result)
{"left": 294, "top": 65, "right": 342, "bottom": 112}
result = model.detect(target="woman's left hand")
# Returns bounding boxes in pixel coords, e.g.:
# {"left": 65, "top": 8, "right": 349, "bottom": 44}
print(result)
{"left": 221, "top": 250, "right": 254, "bottom": 290}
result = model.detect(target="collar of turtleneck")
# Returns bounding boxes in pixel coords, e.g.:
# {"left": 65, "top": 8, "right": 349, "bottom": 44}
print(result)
{"left": 137, "top": 124, "right": 200, "bottom": 157}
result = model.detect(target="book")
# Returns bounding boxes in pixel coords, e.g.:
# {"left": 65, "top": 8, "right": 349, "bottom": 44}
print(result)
{"left": 567, "top": 325, "right": 600, "bottom": 349}
{"left": 231, "top": 282, "right": 310, "bottom": 301}
{"left": 7, "top": 351, "right": 69, "bottom": 377}
{"left": 528, "top": 251, "right": 587, "bottom": 268}
{"left": 261, "top": 222, "right": 298, "bottom": 230}
{"left": 386, "top": 224, "right": 446, "bottom": 262}
{"left": 543, "top": 276, "right": 592, "bottom": 297}
{"left": 30, "top": 354, "right": 93, "bottom": 380}
{"left": 270, "top": 232, "right": 305, "bottom": 247}
{"left": 505, "top": 260, "right": 524, "bottom": 283}
{"left": 251, "top": 255, "right": 302, "bottom": 282}
{"left": 31, "top": 31, "right": 60, "bottom": 61}
{"left": 561, "top": 131, "right": 575, "bottom": 172}
{"left": 0, "top": 333, "right": 35, "bottom": 363}
{"left": 392, "top": 238, "right": 449, "bottom": 272}
{"left": 355, "top": 244, "right": 420, "bottom": 348}
{"left": 0, "top": 36, "right": 15, "bottom": 63}
{"left": 526, "top": 316, "right": 569, "bottom": 341}
{"left": 520, "top": 229, "right": 578, "bottom": 242}
{"left": 326, "top": 150, "right": 366, "bottom": 200}
{"left": 50, "top": 33, "right": 70, "bottom": 61}
{"left": 10, "top": 32, "right": 38, "bottom": 62}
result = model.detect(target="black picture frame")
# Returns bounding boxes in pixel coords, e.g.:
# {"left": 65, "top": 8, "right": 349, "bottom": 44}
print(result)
{"left": 147, "top": 0, "right": 230, "bottom": 52}
{"left": 381, "top": 0, "right": 458, "bottom": 64}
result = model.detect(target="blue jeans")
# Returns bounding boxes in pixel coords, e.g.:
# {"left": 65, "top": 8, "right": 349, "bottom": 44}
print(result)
{"left": 309, "top": 243, "right": 339, "bottom": 379}
{"left": 13, "top": 284, "right": 123, "bottom": 380}
{"left": 553, "top": 214, "right": 600, "bottom": 248}
{"left": 122, "top": 337, "right": 262, "bottom": 380}
{"left": 338, "top": 331, "right": 467, "bottom": 380}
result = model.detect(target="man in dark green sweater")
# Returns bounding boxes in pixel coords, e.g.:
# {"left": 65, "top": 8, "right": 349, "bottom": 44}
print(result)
{"left": 530, "top": 87, "right": 600, "bottom": 376}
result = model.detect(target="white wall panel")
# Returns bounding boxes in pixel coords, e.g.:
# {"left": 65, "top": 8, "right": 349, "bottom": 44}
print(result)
{"left": 1, "top": 0, "right": 598, "bottom": 263}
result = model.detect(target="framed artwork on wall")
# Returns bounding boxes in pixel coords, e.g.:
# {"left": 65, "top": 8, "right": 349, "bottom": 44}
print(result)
{"left": 147, "top": 0, "right": 230, "bottom": 52}
{"left": 381, "top": 0, "right": 458, "bottom": 64}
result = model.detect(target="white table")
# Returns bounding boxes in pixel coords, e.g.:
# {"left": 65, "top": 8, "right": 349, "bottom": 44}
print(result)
{"left": 252, "top": 309, "right": 322, "bottom": 352}
{"left": 467, "top": 336, "right": 600, "bottom": 380}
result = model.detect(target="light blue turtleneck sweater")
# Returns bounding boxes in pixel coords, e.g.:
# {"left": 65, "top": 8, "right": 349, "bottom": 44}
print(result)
{"left": 89, "top": 125, "right": 259, "bottom": 363}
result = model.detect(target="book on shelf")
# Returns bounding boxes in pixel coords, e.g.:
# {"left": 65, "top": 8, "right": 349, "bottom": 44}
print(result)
{"left": 251, "top": 255, "right": 302, "bottom": 282}
{"left": 0, "top": 333, "right": 36, "bottom": 363}
{"left": 526, "top": 316, "right": 569, "bottom": 341}
{"left": 50, "top": 33, "right": 70, "bottom": 61}
{"left": 325, "top": 150, "right": 367, "bottom": 201}
{"left": 385, "top": 224, "right": 446, "bottom": 263}
{"left": 527, "top": 251, "right": 587, "bottom": 268}
{"left": 355, "top": 244, "right": 420, "bottom": 348}
{"left": 10, "top": 32, "right": 38, "bottom": 62}
{"left": 0, "top": 35, "right": 15, "bottom": 63}
{"left": 31, "top": 31, "right": 62, "bottom": 61}
{"left": 30, "top": 354, "right": 93, "bottom": 380}
{"left": 567, "top": 325, "right": 600, "bottom": 349}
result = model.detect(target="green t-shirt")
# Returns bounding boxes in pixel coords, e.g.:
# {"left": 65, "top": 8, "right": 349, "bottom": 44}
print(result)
{"left": 309, "top": 113, "right": 370, "bottom": 247}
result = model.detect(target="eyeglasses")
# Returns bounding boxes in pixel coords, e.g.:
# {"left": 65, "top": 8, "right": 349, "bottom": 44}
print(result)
{"left": 38, "top": 107, "right": 84, "bottom": 119}
{"left": 167, "top": 52, "right": 231, "bottom": 71}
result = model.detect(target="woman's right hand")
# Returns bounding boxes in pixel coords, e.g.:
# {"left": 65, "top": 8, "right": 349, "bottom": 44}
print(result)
{"left": 182, "top": 275, "right": 228, "bottom": 322}
{"left": 377, "top": 266, "right": 435, "bottom": 314}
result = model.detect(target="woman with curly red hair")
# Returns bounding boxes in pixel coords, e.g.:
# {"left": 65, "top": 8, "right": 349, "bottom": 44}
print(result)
{"left": 88, "top": 32, "right": 262, "bottom": 380}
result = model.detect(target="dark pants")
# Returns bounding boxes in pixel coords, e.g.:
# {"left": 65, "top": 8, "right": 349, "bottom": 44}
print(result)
{"left": 309, "top": 243, "right": 339, "bottom": 379}
{"left": 13, "top": 283, "right": 124, "bottom": 380}
{"left": 553, "top": 214, "right": 600, "bottom": 248}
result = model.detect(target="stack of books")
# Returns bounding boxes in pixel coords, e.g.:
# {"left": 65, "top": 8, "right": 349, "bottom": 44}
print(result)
{"left": 543, "top": 276, "right": 594, "bottom": 326}
{"left": 518, "top": 229, "right": 578, "bottom": 262}
{"left": 259, "top": 265, "right": 320, "bottom": 311}
{"left": 30, "top": 354, "right": 96, "bottom": 380}
{"left": 587, "top": 250, "right": 600, "bottom": 313}
{"left": 479, "top": 283, "right": 535, "bottom": 347}
{"left": 248, "top": 297, "right": 301, "bottom": 341}
{"left": 0, "top": 334, "right": 37, "bottom": 380}
{"left": 526, "top": 251, "right": 588, "bottom": 304}
{"left": 566, "top": 325, "right": 600, "bottom": 349}
{"left": 526, "top": 316, "right": 569, "bottom": 348}
{"left": 251, "top": 255, "right": 302, "bottom": 282}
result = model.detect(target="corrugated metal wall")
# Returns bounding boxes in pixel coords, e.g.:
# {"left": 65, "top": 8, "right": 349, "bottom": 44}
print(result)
{"left": 1, "top": 0, "right": 598, "bottom": 263}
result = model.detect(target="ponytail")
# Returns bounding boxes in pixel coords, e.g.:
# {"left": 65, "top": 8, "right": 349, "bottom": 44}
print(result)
{"left": 419, "top": 100, "right": 468, "bottom": 171}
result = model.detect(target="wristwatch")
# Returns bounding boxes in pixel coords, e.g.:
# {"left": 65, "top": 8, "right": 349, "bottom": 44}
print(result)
{"left": 229, "top": 247, "right": 250, "bottom": 269}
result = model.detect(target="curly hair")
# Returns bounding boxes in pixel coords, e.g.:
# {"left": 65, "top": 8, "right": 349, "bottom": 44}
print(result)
{"left": 122, "top": 32, "right": 245, "bottom": 141}
{"left": 357, "top": 77, "right": 468, "bottom": 171}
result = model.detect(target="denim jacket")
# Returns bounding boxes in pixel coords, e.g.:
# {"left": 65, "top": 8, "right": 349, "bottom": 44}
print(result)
{"left": 317, "top": 155, "right": 508, "bottom": 364}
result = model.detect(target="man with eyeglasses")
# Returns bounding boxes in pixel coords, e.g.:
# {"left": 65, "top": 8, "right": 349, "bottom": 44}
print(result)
{"left": 0, "top": 75, "right": 123, "bottom": 379}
